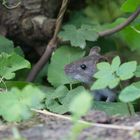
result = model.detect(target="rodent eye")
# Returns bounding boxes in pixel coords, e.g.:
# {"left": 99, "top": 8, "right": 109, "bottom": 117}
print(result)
{"left": 80, "top": 64, "right": 87, "bottom": 70}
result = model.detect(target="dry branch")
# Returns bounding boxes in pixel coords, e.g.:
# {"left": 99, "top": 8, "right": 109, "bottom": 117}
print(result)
{"left": 26, "top": 0, "right": 69, "bottom": 82}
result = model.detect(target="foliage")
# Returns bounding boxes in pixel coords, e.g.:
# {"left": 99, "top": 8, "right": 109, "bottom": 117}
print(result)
{"left": 121, "top": 0, "right": 140, "bottom": 12}
{"left": 119, "top": 26, "right": 140, "bottom": 51}
{"left": 0, "top": 85, "right": 45, "bottom": 122}
{"left": 1, "top": 0, "right": 140, "bottom": 125}
{"left": 91, "top": 56, "right": 137, "bottom": 90}
{"left": 135, "top": 65, "right": 140, "bottom": 77}
{"left": 69, "top": 90, "right": 92, "bottom": 120}
{"left": 69, "top": 90, "right": 92, "bottom": 140}
{"left": 48, "top": 46, "right": 85, "bottom": 87}
{"left": 0, "top": 53, "right": 30, "bottom": 80}
{"left": 0, "top": 35, "right": 14, "bottom": 53}
{"left": 119, "top": 81, "right": 140, "bottom": 102}
{"left": 93, "top": 101, "right": 135, "bottom": 116}
{"left": 45, "top": 86, "right": 87, "bottom": 114}
{"left": 59, "top": 25, "right": 98, "bottom": 49}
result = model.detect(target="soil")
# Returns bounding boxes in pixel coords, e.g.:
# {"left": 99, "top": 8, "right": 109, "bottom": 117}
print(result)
{"left": 0, "top": 111, "right": 140, "bottom": 140}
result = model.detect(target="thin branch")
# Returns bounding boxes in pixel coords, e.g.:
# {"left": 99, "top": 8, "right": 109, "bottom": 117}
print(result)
{"left": 32, "top": 109, "right": 140, "bottom": 131}
{"left": 99, "top": 7, "right": 140, "bottom": 37}
{"left": 2, "top": 0, "right": 21, "bottom": 9}
{"left": 27, "top": 6, "right": 140, "bottom": 82}
{"left": 26, "top": 0, "right": 69, "bottom": 82}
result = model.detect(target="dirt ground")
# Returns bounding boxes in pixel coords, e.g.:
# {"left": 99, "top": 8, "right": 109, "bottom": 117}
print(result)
{"left": 0, "top": 111, "right": 140, "bottom": 140}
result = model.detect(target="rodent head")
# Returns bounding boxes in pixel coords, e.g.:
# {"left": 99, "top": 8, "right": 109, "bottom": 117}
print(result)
{"left": 64, "top": 47, "right": 103, "bottom": 84}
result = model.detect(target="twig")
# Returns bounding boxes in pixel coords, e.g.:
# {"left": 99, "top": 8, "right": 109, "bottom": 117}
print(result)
{"left": 99, "top": 7, "right": 140, "bottom": 37}
{"left": 32, "top": 109, "right": 140, "bottom": 131}
{"left": 26, "top": 0, "right": 69, "bottom": 82}
{"left": 59, "top": 7, "right": 140, "bottom": 45}
{"left": 27, "top": 6, "right": 140, "bottom": 82}
{"left": 2, "top": 0, "right": 21, "bottom": 9}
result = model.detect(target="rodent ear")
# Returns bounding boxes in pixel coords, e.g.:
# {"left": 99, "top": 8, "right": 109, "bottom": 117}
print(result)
{"left": 89, "top": 46, "right": 101, "bottom": 56}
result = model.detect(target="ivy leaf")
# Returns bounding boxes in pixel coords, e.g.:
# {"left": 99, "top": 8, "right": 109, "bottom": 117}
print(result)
{"left": 59, "top": 24, "right": 99, "bottom": 49}
{"left": 0, "top": 53, "right": 31, "bottom": 79}
{"left": 121, "top": 0, "right": 140, "bottom": 12}
{"left": 48, "top": 46, "right": 85, "bottom": 87}
{"left": 0, "top": 36, "right": 14, "bottom": 54}
{"left": 119, "top": 84, "right": 140, "bottom": 102}
{"left": 0, "top": 85, "right": 45, "bottom": 122}
{"left": 116, "top": 61, "right": 137, "bottom": 80}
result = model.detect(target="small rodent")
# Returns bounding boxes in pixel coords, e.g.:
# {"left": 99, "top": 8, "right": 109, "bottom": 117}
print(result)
{"left": 64, "top": 46, "right": 117, "bottom": 102}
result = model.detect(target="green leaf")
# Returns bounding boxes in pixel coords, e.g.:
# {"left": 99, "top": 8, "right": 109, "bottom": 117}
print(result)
{"left": 116, "top": 61, "right": 137, "bottom": 80}
{"left": 119, "top": 84, "right": 140, "bottom": 102}
{"left": 46, "top": 85, "right": 68, "bottom": 100}
{"left": 19, "top": 85, "right": 45, "bottom": 109}
{"left": 60, "top": 86, "right": 86, "bottom": 105}
{"left": 91, "top": 79, "right": 108, "bottom": 90}
{"left": 46, "top": 101, "right": 69, "bottom": 114}
{"left": 0, "top": 53, "right": 31, "bottom": 79}
{"left": 0, "top": 85, "right": 45, "bottom": 122}
{"left": 134, "top": 65, "right": 140, "bottom": 77}
{"left": 93, "top": 57, "right": 137, "bottom": 89}
{"left": 96, "top": 62, "right": 111, "bottom": 71}
{"left": 0, "top": 36, "right": 14, "bottom": 54}
{"left": 0, "top": 81, "right": 32, "bottom": 90}
{"left": 108, "top": 78, "right": 120, "bottom": 89}
{"left": 14, "top": 47, "right": 24, "bottom": 57}
{"left": 94, "top": 70, "right": 111, "bottom": 79}
{"left": 133, "top": 81, "right": 140, "bottom": 88}
{"left": 48, "top": 46, "right": 85, "bottom": 87}
{"left": 45, "top": 85, "right": 69, "bottom": 114}
{"left": 59, "top": 24, "right": 98, "bottom": 49}
{"left": 68, "top": 11, "right": 96, "bottom": 27}
{"left": 120, "top": 26, "right": 140, "bottom": 51}
{"left": 93, "top": 101, "right": 135, "bottom": 116}
{"left": 45, "top": 86, "right": 87, "bottom": 114}
{"left": 45, "top": 99, "right": 68, "bottom": 114}
{"left": 111, "top": 56, "right": 121, "bottom": 72}
{"left": 69, "top": 90, "right": 92, "bottom": 119}
{"left": 92, "top": 71, "right": 118, "bottom": 90}
{"left": 121, "top": 0, "right": 140, "bottom": 12}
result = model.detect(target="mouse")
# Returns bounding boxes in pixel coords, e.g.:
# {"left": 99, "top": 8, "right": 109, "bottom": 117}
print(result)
{"left": 64, "top": 46, "right": 117, "bottom": 102}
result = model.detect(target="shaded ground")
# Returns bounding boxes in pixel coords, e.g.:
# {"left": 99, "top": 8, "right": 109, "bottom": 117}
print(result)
{"left": 0, "top": 111, "right": 140, "bottom": 140}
